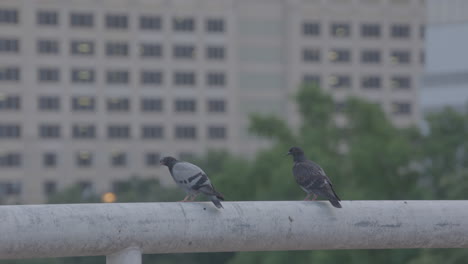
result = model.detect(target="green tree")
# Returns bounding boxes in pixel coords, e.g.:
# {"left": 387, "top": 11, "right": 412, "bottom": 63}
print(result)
{"left": 418, "top": 107, "right": 468, "bottom": 199}
{"left": 226, "top": 84, "right": 424, "bottom": 264}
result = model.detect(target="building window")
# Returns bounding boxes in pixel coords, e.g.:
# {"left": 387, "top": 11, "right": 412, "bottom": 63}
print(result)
{"left": 361, "top": 76, "right": 381, "bottom": 89}
{"left": 43, "top": 153, "right": 57, "bottom": 168}
{"left": 391, "top": 24, "right": 410, "bottom": 38}
{"left": 1, "top": 180, "right": 22, "bottom": 195}
{"left": 43, "top": 181, "right": 57, "bottom": 195}
{"left": 108, "top": 125, "right": 131, "bottom": 139}
{"left": 145, "top": 152, "right": 160, "bottom": 167}
{"left": 206, "top": 46, "right": 225, "bottom": 60}
{"left": 70, "top": 13, "right": 93, "bottom": 27}
{"left": 0, "top": 9, "right": 19, "bottom": 24}
{"left": 111, "top": 152, "right": 127, "bottom": 167}
{"left": 361, "top": 50, "right": 381, "bottom": 64}
{"left": 70, "top": 40, "right": 94, "bottom": 55}
{"left": 39, "top": 124, "right": 61, "bottom": 139}
{"left": 141, "top": 125, "right": 164, "bottom": 139}
{"left": 37, "top": 40, "right": 59, "bottom": 54}
{"left": 173, "top": 45, "right": 195, "bottom": 59}
{"left": 361, "top": 23, "right": 380, "bottom": 38}
{"left": 0, "top": 153, "right": 21, "bottom": 167}
{"left": 175, "top": 99, "right": 196, "bottom": 113}
{"left": 0, "top": 124, "right": 21, "bottom": 139}
{"left": 391, "top": 76, "right": 411, "bottom": 89}
{"left": 107, "top": 71, "right": 129, "bottom": 84}
{"left": 141, "top": 71, "right": 163, "bottom": 86}
{"left": 206, "top": 18, "right": 224, "bottom": 33}
{"left": 140, "top": 16, "right": 161, "bottom": 30}
{"left": 390, "top": 50, "right": 411, "bottom": 64}
{"left": 38, "top": 96, "right": 60, "bottom": 111}
{"left": 37, "top": 11, "right": 58, "bottom": 26}
{"left": 72, "top": 96, "right": 95, "bottom": 111}
{"left": 141, "top": 98, "right": 163, "bottom": 112}
{"left": 392, "top": 102, "right": 412, "bottom": 115}
{"left": 106, "top": 42, "right": 128, "bottom": 57}
{"left": 175, "top": 125, "right": 197, "bottom": 139}
{"left": 1, "top": 182, "right": 21, "bottom": 194}
{"left": 0, "top": 182, "right": 21, "bottom": 195}
{"left": 72, "top": 124, "right": 96, "bottom": 139}
{"left": 173, "top": 17, "right": 195, "bottom": 32}
{"left": 330, "top": 75, "right": 351, "bottom": 89}
{"left": 106, "top": 14, "right": 128, "bottom": 29}
{"left": 0, "top": 95, "right": 20, "bottom": 110}
{"left": 206, "top": 72, "right": 225, "bottom": 87}
{"left": 0, "top": 182, "right": 20, "bottom": 195}
{"left": 303, "top": 75, "right": 321, "bottom": 86}
{"left": 207, "top": 99, "right": 226, "bottom": 113}
{"left": 38, "top": 68, "right": 60, "bottom": 82}
{"left": 208, "top": 126, "right": 226, "bottom": 139}
{"left": 331, "top": 23, "right": 351, "bottom": 37}
{"left": 71, "top": 68, "right": 95, "bottom": 83}
{"left": 329, "top": 49, "right": 351, "bottom": 63}
{"left": 76, "top": 151, "right": 93, "bottom": 167}
{"left": 140, "top": 44, "right": 162, "bottom": 58}
{"left": 107, "top": 98, "right": 130, "bottom": 112}
{"left": 0, "top": 39, "right": 19, "bottom": 53}
{"left": 0, "top": 67, "right": 20, "bottom": 81}
{"left": 174, "top": 72, "right": 196, "bottom": 86}
{"left": 303, "top": 48, "right": 320, "bottom": 62}
{"left": 303, "top": 22, "right": 320, "bottom": 36}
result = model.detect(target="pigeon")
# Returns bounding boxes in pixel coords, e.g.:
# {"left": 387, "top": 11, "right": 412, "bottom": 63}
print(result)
{"left": 160, "top": 156, "right": 225, "bottom": 208}
{"left": 287, "top": 146, "right": 342, "bottom": 208}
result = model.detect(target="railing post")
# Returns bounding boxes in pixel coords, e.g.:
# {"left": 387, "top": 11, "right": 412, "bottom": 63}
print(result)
{"left": 106, "top": 247, "right": 142, "bottom": 264}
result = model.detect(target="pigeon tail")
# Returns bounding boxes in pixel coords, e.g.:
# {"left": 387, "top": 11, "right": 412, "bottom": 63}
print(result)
{"left": 214, "top": 190, "right": 224, "bottom": 201}
{"left": 328, "top": 198, "right": 342, "bottom": 208}
{"left": 210, "top": 196, "right": 224, "bottom": 209}
{"left": 330, "top": 185, "right": 341, "bottom": 201}
{"left": 200, "top": 186, "right": 224, "bottom": 201}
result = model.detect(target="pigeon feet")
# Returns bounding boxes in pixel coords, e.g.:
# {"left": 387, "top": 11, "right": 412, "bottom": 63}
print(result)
{"left": 304, "top": 194, "right": 318, "bottom": 201}
{"left": 180, "top": 194, "right": 199, "bottom": 202}
{"left": 180, "top": 195, "right": 191, "bottom": 202}
{"left": 189, "top": 194, "right": 199, "bottom": 201}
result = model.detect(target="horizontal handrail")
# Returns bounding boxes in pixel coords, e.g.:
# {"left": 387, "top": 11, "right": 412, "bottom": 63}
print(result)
{"left": 0, "top": 201, "right": 467, "bottom": 259}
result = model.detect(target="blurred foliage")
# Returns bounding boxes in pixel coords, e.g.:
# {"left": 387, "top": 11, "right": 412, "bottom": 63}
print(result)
{"left": 2, "top": 84, "right": 468, "bottom": 263}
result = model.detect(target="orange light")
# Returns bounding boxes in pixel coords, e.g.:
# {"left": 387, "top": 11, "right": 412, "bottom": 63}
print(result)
{"left": 102, "top": 192, "right": 117, "bottom": 203}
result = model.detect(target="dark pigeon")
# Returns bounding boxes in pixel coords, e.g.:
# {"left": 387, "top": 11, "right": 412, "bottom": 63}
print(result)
{"left": 160, "top": 156, "right": 224, "bottom": 208}
{"left": 287, "top": 146, "right": 342, "bottom": 208}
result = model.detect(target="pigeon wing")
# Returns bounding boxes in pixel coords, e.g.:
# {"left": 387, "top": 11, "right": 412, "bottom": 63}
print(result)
{"left": 172, "top": 162, "right": 213, "bottom": 192}
{"left": 292, "top": 161, "right": 325, "bottom": 190}
{"left": 294, "top": 160, "right": 341, "bottom": 202}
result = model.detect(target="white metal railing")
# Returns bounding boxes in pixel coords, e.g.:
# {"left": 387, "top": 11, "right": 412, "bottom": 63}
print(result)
{"left": 1, "top": 201, "right": 468, "bottom": 264}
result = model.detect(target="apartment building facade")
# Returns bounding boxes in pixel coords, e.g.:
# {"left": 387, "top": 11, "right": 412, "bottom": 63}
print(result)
{"left": 422, "top": 0, "right": 468, "bottom": 112}
{"left": 0, "top": 0, "right": 425, "bottom": 203}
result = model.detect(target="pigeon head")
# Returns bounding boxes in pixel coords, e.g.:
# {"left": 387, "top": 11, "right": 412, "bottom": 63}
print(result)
{"left": 287, "top": 146, "right": 306, "bottom": 161}
{"left": 160, "top": 156, "right": 178, "bottom": 168}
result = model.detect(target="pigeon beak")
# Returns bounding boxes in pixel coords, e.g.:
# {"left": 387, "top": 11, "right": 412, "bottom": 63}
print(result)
{"left": 286, "top": 152, "right": 291, "bottom": 156}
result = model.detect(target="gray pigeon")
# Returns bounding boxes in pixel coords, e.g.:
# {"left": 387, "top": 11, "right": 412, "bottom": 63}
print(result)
{"left": 160, "top": 156, "right": 224, "bottom": 208}
{"left": 287, "top": 147, "right": 342, "bottom": 208}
